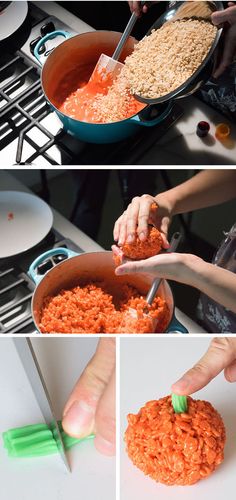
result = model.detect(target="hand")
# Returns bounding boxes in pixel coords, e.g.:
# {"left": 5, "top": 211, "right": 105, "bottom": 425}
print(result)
{"left": 212, "top": 3, "right": 236, "bottom": 78}
{"left": 115, "top": 251, "right": 199, "bottom": 282}
{"left": 62, "top": 338, "right": 115, "bottom": 456}
{"left": 172, "top": 337, "right": 236, "bottom": 395}
{"left": 128, "top": 1, "right": 149, "bottom": 16}
{"left": 113, "top": 193, "right": 173, "bottom": 249}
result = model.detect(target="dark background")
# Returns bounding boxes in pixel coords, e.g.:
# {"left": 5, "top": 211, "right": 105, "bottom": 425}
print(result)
{"left": 59, "top": 1, "right": 166, "bottom": 38}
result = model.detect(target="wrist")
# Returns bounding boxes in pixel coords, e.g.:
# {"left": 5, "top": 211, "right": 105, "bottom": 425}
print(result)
{"left": 155, "top": 191, "right": 177, "bottom": 217}
{"left": 175, "top": 254, "right": 206, "bottom": 287}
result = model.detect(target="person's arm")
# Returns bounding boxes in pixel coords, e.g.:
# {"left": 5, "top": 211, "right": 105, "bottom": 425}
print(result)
{"left": 171, "top": 337, "right": 236, "bottom": 394}
{"left": 113, "top": 170, "right": 236, "bottom": 246}
{"left": 211, "top": 2, "right": 236, "bottom": 78}
{"left": 157, "top": 169, "right": 236, "bottom": 217}
{"left": 115, "top": 252, "right": 236, "bottom": 314}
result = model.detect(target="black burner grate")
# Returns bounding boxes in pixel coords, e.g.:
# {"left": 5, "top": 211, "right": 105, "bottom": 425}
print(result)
{"left": 0, "top": 231, "right": 84, "bottom": 334}
{"left": 0, "top": 51, "right": 73, "bottom": 165}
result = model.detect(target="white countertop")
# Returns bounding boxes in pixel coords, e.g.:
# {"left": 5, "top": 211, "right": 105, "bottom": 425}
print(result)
{"left": 140, "top": 95, "right": 236, "bottom": 166}
{"left": 0, "top": 169, "right": 206, "bottom": 333}
{"left": 120, "top": 337, "right": 236, "bottom": 500}
{"left": 0, "top": 337, "right": 115, "bottom": 500}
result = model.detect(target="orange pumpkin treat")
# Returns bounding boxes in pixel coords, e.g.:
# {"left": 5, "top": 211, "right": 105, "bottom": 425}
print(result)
{"left": 125, "top": 395, "right": 226, "bottom": 486}
{"left": 121, "top": 226, "right": 163, "bottom": 260}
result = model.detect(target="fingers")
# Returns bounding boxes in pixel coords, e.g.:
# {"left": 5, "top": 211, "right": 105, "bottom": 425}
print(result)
{"left": 128, "top": 1, "right": 141, "bottom": 16}
{"left": 118, "top": 211, "right": 128, "bottom": 246}
{"left": 160, "top": 216, "right": 171, "bottom": 249}
{"left": 137, "top": 196, "right": 156, "bottom": 241}
{"left": 128, "top": 1, "right": 146, "bottom": 16}
{"left": 224, "top": 359, "right": 236, "bottom": 382}
{"left": 211, "top": 5, "right": 236, "bottom": 25}
{"left": 213, "top": 25, "right": 236, "bottom": 78}
{"left": 62, "top": 338, "right": 115, "bottom": 439}
{"left": 126, "top": 197, "right": 143, "bottom": 243}
{"left": 94, "top": 369, "right": 116, "bottom": 456}
{"left": 171, "top": 337, "right": 236, "bottom": 395}
{"left": 115, "top": 252, "right": 184, "bottom": 278}
{"left": 115, "top": 258, "right": 147, "bottom": 276}
{"left": 113, "top": 195, "right": 157, "bottom": 245}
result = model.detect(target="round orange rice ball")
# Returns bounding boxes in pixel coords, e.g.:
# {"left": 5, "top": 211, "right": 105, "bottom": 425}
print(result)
{"left": 125, "top": 395, "right": 225, "bottom": 486}
{"left": 121, "top": 226, "right": 163, "bottom": 260}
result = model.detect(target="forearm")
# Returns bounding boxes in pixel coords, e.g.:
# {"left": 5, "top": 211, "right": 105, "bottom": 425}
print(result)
{"left": 184, "top": 255, "right": 236, "bottom": 314}
{"left": 155, "top": 170, "right": 236, "bottom": 216}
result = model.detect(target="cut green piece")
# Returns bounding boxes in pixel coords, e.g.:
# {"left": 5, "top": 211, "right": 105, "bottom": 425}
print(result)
{"left": 171, "top": 394, "right": 188, "bottom": 413}
{"left": 2, "top": 420, "right": 95, "bottom": 458}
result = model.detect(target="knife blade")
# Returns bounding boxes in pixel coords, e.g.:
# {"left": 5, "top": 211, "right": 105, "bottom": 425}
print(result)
{"left": 13, "top": 337, "right": 71, "bottom": 472}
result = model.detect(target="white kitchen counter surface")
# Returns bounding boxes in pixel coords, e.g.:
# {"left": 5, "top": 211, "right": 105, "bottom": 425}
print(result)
{"left": 140, "top": 95, "right": 236, "bottom": 166}
{"left": 0, "top": 338, "right": 115, "bottom": 500}
{"left": 0, "top": 170, "right": 206, "bottom": 333}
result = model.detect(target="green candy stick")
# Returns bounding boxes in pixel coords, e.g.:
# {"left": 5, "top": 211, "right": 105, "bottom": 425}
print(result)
{"left": 2, "top": 421, "right": 95, "bottom": 458}
{"left": 171, "top": 394, "right": 188, "bottom": 413}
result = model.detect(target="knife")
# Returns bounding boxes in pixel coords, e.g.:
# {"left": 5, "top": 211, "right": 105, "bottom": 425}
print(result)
{"left": 13, "top": 337, "right": 71, "bottom": 472}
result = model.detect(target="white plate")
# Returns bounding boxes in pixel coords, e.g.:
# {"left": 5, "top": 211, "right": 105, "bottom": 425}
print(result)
{"left": 0, "top": 191, "right": 53, "bottom": 258}
{"left": 0, "top": 1, "right": 28, "bottom": 41}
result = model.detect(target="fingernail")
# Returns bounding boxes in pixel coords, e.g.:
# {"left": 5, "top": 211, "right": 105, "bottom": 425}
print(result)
{"left": 115, "top": 268, "right": 124, "bottom": 275}
{"left": 139, "top": 232, "right": 145, "bottom": 241}
{"left": 127, "top": 235, "right": 133, "bottom": 243}
{"left": 172, "top": 377, "right": 191, "bottom": 393}
{"left": 63, "top": 401, "right": 95, "bottom": 437}
{"left": 94, "top": 435, "right": 116, "bottom": 456}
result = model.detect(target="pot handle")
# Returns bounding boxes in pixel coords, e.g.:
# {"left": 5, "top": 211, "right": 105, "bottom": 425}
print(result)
{"left": 34, "top": 30, "right": 71, "bottom": 64}
{"left": 166, "top": 315, "right": 189, "bottom": 334}
{"left": 28, "top": 247, "right": 78, "bottom": 284}
{"left": 129, "top": 102, "right": 171, "bottom": 127}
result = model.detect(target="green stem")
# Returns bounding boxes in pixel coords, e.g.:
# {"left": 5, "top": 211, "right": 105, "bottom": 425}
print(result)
{"left": 3, "top": 421, "right": 94, "bottom": 458}
{"left": 171, "top": 394, "right": 188, "bottom": 413}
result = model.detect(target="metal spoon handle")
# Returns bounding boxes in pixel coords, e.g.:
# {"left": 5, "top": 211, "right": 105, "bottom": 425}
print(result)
{"left": 146, "top": 231, "right": 182, "bottom": 305}
{"left": 112, "top": 12, "right": 138, "bottom": 61}
{"left": 112, "top": 0, "right": 148, "bottom": 61}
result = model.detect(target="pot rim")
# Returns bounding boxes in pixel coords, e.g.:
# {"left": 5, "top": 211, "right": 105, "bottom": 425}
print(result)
{"left": 30, "top": 250, "right": 178, "bottom": 334}
{"left": 39, "top": 29, "right": 151, "bottom": 126}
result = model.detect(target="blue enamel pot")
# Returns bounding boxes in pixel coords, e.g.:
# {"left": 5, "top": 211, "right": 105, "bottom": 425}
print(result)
{"left": 34, "top": 30, "right": 172, "bottom": 144}
{"left": 28, "top": 248, "right": 188, "bottom": 334}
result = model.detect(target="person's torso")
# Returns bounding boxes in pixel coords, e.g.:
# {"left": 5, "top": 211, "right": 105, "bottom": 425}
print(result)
{"left": 197, "top": 223, "right": 236, "bottom": 333}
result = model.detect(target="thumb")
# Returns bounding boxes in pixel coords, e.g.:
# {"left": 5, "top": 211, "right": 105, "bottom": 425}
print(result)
{"left": 62, "top": 339, "right": 115, "bottom": 438}
{"left": 115, "top": 259, "right": 148, "bottom": 276}
{"left": 171, "top": 337, "right": 236, "bottom": 395}
{"left": 211, "top": 6, "right": 236, "bottom": 25}
{"left": 94, "top": 370, "right": 116, "bottom": 456}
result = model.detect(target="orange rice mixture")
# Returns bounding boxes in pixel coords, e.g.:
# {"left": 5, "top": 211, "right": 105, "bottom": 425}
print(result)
{"left": 121, "top": 226, "right": 163, "bottom": 260}
{"left": 125, "top": 395, "right": 225, "bottom": 486}
{"left": 39, "top": 282, "right": 169, "bottom": 334}
{"left": 55, "top": 65, "right": 145, "bottom": 124}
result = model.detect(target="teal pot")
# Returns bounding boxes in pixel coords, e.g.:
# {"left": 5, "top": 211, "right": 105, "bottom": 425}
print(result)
{"left": 28, "top": 248, "right": 188, "bottom": 334}
{"left": 34, "top": 30, "right": 172, "bottom": 144}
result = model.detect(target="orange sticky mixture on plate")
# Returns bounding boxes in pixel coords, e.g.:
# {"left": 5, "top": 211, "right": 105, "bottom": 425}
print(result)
{"left": 39, "top": 282, "right": 169, "bottom": 334}
{"left": 125, "top": 395, "right": 225, "bottom": 486}
{"left": 7, "top": 212, "right": 14, "bottom": 221}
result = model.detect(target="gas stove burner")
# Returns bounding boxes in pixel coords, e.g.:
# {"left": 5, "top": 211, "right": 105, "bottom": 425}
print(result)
{"left": 0, "top": 230, "right": 83, "bottom": 334}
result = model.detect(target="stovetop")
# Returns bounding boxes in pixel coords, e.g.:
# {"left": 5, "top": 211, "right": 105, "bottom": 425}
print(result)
{"left": 0, "top": 229, "right": 83, "bottom": 334}
{"left": 0, "top": 2, "right": 183, "bottom": 165}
